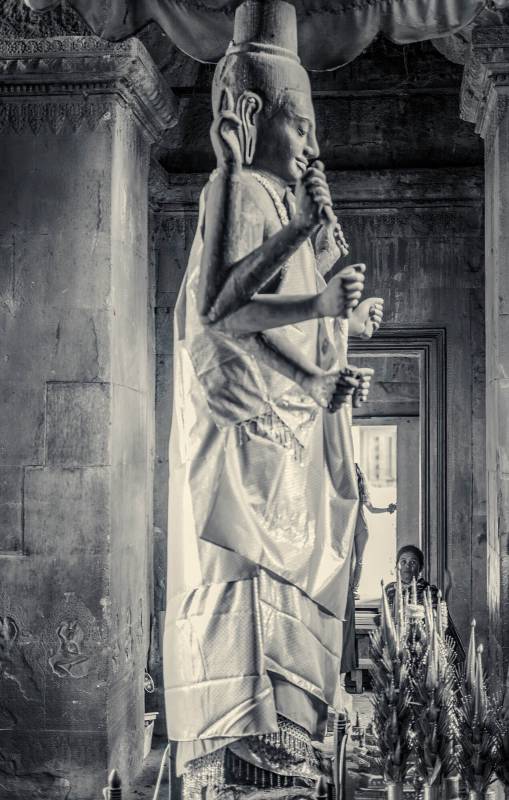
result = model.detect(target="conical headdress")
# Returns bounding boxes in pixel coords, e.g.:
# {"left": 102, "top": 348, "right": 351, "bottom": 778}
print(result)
{"left": 212, "top": 0, "right": 311, "bottom": 118}
{"left": 228, "top": 0, "right": 299, "bottom": 62}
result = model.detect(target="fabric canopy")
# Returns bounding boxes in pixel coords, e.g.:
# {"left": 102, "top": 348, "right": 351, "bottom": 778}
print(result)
{"left": 27, "top": 0, "right": 491, "bottom": 69}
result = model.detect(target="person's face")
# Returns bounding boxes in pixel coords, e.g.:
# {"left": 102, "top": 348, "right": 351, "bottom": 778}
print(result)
{"left": 398, "top": 552, "right": 421, "bottom": 585}
{"left": 252, "top": 90, "right": 319, "bottom": 184}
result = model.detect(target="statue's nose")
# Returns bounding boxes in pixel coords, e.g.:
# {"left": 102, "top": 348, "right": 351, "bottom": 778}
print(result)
{"left": 305, "top": 130, "right": 319, "bottom": 160}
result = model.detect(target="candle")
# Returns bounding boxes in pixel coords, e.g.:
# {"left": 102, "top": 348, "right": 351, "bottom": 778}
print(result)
{"left": 466, "top": 619, "right": 477, "bottom": 694}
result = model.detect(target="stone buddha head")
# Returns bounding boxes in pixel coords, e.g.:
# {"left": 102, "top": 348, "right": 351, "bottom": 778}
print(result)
{"left": 211, "top": 0, "right": 319, "bottom": 184}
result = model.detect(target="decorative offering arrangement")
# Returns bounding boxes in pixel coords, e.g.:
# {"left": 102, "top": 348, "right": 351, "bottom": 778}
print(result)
{"left": 370, "top": 574, "right": 509, "bottom": 800}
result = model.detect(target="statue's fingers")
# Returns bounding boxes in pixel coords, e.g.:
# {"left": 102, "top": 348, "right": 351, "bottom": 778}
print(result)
{"left": 345, "top": 284, "right": 364, "bottom": 296}
{"left": 303, "top": 174, "right": 330, "bottom": 189}
{"left": 334, "top": 225, "right": 348, "bottom": 244}
{"left": 345, "top": 290, "right": 363, "bottom": 304}
{"left": 310, "top": 194, "right": 333, "bottom": 210}
{"left": 310, "top": 159, "right": 325, "bottom": 172}
{"left": 343, "top": 278, "right": 365, "bottom": 291}
{"left": 336, "top": 265, "right": 359, "bottom": 278}
{"left": 337, "top": 374, "right": 358, "bottom": 389}
{"left": 304, "top": 184, "right": 330, "bottom": 202}
{"left": 342, "top": 274, "right": 365, "bottom": 290}
{"left": 303, "top": 166, "right": 327, "bottom": 183}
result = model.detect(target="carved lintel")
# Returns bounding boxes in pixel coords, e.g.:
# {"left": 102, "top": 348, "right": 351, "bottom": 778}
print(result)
{"left": 460, "top": 26, "right": 509, "bottom": 152}
{"left": 148, "top": 166, "right": 484, "bottom": 214}
{"left": 0, "top": 36, "right": 179, "bottom": 140}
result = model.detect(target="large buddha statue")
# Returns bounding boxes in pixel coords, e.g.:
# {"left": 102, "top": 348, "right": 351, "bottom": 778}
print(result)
{"left": 163, "top": 2, "right": 375, "bottom": 797}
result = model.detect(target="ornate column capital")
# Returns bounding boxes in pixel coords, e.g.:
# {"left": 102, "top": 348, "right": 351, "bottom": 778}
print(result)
{"left": 461, "top": 26, "right": 509, "bottom": 151}
{"left": 0, "top": 36, "right": 178, "bottom": 140}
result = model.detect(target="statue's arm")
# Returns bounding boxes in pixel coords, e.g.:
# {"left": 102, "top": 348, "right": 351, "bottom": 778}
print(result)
{"left": 198, "top": 174, "right": 316, "bottom": 321}
{"left": 212, "top": 266, "right": 364, "bottom": 336}
{"left": 242, "top": 334, "right": 360, "bottom": 413}
{"left": 201, "top": 159, "right": 348, "bottom": 324}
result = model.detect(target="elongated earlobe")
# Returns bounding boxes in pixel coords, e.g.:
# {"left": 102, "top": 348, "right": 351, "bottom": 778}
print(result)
{"left": 220, "top": 87, "right": 235, "bottom": 113}
{"left": 238, "top": 92, "right": 262, "bottom": 165}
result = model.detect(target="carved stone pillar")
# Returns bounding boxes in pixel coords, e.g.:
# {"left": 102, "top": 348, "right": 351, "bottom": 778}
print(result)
{"left": 0, "top": 36, "right": 177, "bottom": 798}
{"left": 461, "top": 26, "right": 509, "bottom": 676}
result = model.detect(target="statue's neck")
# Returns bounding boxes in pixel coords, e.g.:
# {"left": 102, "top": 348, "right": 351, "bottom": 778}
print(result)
{"left": 245, "top": 167, "right": 291, "bottom": 199}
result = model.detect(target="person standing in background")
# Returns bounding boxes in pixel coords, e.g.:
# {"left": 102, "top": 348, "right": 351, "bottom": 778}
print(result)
{"left": 351, "top": 462, "right": 397, "bottom": 601}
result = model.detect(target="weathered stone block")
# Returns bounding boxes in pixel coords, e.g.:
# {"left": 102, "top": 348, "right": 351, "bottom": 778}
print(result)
{"left": 2, "top": 305, "right": 110, "bottom": 385}
{"left": 0, "top": 233, "right": 14, "bottom": 311}
{"left": 497, "top": 379, "right": 509, "bottom": 476}
{"left": 111, "top": 308, "right": 148, "bottom": 392}
{"left": 0, "top": 466, "right": 23, "bottom": 551}
{"left": 155, "top": 306, "right": 174, "bottom": 356}
{"left": 157, "top": 216, "right": 193, "bottom": 295}
{"left": 110, "top": 384, "right": 147, "bottom": 467}
{"left": 24, "top": 466, "right": 110, "bottom": 585}
{"left": 0, "top": 729, "right": 108, "bottom": 800}
{"left": 6, "top": 176, "right": 111, "bottom": 311}
{"left": 45, "top": 382, "right": 111, "bottom": 467}
{"left": 0, "top": 379, "right": 46, "bottom": 466}
{"left": 497, "top": 312, "right": 509, "bottom": 379}
{"left": 50, "top": 309, "right": 110, "bottom": 383}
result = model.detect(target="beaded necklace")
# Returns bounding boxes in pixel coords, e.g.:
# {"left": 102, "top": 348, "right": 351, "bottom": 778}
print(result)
{"left": 250, "top": 170, "right": 290, "bottom": 226}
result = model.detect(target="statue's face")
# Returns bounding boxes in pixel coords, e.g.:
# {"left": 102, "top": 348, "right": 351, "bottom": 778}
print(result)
{"left": 397, "top": 551, "right": 421, "bottom": 585}
{"left": 252, "top": 90, "right": 319, "bottom": 184}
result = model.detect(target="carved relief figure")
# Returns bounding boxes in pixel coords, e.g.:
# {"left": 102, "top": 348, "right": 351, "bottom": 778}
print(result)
{"left": 45, "top": 594, "right": 99, "bottom": 680}
{"left": 163, "top": 2, "right": 376, "bottom": 797}
{"left": 0, "top": 613, "right": 40, "bottom": 699}
{"left": 49, "top": 620, "right": 90, "bottom": 678}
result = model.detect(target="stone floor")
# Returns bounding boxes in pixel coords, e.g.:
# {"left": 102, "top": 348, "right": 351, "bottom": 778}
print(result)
{"left": 130, "top": 737, "right": 171, "bottom": 800}
{"left": 128, "top": 693, "right": 376, "bottom": 800}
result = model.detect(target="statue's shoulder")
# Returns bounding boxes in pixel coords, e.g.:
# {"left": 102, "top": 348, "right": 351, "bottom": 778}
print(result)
{"left": 205, "top": 168, "right": 284, "bottom": 225}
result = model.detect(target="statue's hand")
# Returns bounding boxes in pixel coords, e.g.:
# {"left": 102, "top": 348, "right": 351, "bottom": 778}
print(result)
{"left": 295, "top": 161, "right": 334, "bottom": 232}
{"left": 349, "top": 366, "right": 374, "bottom": 408}
{"left": 210, "top": 110, "right": 243, "bottom": 172}
{"left": 348, "top": 297, "right": 384, "bottom": 338}
{"left": 359, "top": 297, "right": 384, "bottom": 339}
{"left": 303, "top": 369, "right": 359, "bottom": 412}
{"left": 315, "top": 223, "right": 349, "bottom": 272}
{"left": 316, "top": 265, "right": 366, "bottom": 318}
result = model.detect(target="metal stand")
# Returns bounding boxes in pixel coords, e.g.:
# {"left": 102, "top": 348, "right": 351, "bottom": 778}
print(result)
{"left": 152, "top": 743, "right": 172, "bottom": 800}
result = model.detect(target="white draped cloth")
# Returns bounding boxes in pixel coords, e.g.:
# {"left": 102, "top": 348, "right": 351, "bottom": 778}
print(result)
{"left": 162, "top": 171, "right": 359, "bottom": 770}
{"left": 29, "top": 0, "right": 487, "bottom": 69}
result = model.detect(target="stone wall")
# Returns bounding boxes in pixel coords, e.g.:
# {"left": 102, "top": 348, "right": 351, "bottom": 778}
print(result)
{"left": 0, "top": 37, "right": 176, "bottom": 799}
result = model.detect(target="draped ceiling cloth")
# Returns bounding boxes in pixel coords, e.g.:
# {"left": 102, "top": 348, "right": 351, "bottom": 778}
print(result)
{"left": 27, "top": 0, "right": 491, "bottom": 69}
